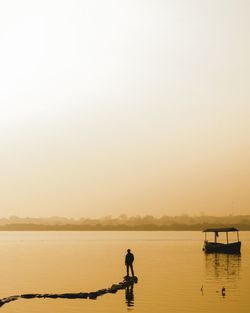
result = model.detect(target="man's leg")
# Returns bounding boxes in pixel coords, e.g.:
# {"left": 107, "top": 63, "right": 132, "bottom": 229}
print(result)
{"left": 126, "top": 264, "right": 129, "bottom": 276}
{"left": 130, "top": 264, "right": 134, "bottom": 277}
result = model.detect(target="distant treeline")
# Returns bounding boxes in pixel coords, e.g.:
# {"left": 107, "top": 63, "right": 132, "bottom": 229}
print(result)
{"left": 0, "top": 215, "right": 250, "bottom": 230}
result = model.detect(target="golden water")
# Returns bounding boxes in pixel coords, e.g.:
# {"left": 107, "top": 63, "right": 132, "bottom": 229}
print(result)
{"left": 0, "top": 231, "right": 249, "bottom": 312}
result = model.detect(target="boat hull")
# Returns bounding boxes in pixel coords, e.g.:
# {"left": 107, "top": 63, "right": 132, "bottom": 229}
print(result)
{"left": 203, "top": 241, "right": 241, "bottom": 254}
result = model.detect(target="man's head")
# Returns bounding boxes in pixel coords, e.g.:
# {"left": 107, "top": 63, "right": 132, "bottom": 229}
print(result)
{"left": 127, "top": 249, "right": 131, "bottom": 253}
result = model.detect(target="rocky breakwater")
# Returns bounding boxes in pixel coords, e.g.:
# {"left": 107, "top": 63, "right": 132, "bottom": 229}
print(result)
{"left": 0, "top": 276, "right": 138, "bottom": 308}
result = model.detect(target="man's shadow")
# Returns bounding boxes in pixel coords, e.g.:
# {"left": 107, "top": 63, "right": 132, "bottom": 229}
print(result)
{"left": 125, "top": 283, "right": 134, "bottom": 309}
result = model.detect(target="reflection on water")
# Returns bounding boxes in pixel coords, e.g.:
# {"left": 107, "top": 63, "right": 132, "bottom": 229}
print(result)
{"left": 125, "top": 283, "right": 135, "bottom": 310}
{"left": 205, "top": 253, "right": 241, "bottom": 282}
{"left": 1, "top": 231, "right": 250, "bottom": 313}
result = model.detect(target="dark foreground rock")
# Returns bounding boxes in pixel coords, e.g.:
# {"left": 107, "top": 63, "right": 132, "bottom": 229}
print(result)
{"left": 0, "top": 276, "right": 138, "bottom": 308}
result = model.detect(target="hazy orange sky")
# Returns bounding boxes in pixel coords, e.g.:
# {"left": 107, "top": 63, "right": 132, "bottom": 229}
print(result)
{"left": 0, "top": 0, "right": 249, "bottom": 217}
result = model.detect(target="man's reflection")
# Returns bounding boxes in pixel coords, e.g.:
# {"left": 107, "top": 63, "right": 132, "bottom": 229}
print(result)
{"left": 125, "top": 283, "right": 134, "bottom": 310}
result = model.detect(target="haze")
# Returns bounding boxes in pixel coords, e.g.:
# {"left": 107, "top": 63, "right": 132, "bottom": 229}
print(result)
{"left": 0, "top": 0, "right": 249, "bottom": 218}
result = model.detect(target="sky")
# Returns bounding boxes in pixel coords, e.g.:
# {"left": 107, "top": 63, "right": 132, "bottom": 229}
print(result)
{"left": 0, "top": 0, "right": 250, "bottom": 218}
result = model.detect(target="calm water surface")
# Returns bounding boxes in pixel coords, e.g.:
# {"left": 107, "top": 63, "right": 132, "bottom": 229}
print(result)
{"left": 0, "top": 231, "right": 249, "bottom": 313}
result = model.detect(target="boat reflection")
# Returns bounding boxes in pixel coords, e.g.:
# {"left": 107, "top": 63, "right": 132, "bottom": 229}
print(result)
{"left": 125, "top": 283, "right": 135, "bottom": 310}
{"left": 205, "top": 253, "right": 241, "bottom": 288}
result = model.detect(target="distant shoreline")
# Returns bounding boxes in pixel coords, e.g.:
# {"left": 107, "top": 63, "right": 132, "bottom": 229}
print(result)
{"left": 1, "top": 215, "right": 250, "bottom": 231}
{"left": 0, "top": 224, "right": 250, "bottom": 231}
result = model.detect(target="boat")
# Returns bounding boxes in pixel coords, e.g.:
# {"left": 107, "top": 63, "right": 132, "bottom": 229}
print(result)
{"left": 203, "top": 227, "right": 241, "bottom": 254}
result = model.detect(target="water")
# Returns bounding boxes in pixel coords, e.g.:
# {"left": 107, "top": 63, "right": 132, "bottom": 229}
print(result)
{"left": 0, "top": 231, "right": 249, "bottom": 312}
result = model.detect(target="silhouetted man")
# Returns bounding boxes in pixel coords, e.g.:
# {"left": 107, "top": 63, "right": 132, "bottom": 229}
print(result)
{"left": 125, "top": 249, "right": 134, "bottom": 277}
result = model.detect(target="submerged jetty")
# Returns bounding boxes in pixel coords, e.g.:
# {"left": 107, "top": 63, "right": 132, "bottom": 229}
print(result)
{"left": 0, "top": 276, "right": 138, "bottom": 308}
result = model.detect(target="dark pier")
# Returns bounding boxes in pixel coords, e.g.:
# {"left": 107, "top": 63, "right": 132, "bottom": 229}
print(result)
{"left": 0, "top": 276, "right": 138, "bottom": 308}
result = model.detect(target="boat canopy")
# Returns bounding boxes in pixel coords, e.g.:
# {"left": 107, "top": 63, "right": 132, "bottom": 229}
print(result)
{"left": 203, "top": 227, "right": 238, "bottom": 233}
